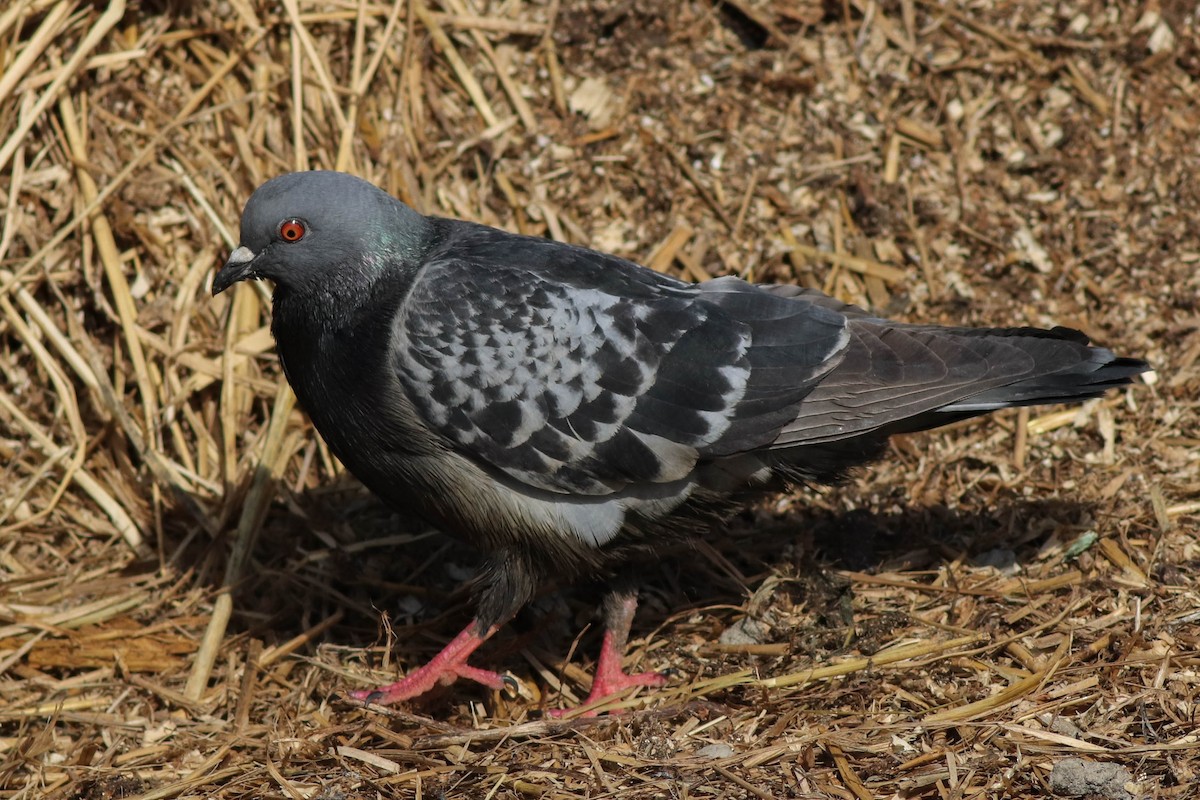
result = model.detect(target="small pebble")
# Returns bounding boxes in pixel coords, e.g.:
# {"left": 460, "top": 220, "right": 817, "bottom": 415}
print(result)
{"left": 718, "top": 617, "right": 769, "bottom": 646}
{"left": 695, "top": 743, "right": 735, "bottom": 759}
{"left": 1049, "top": 757, "right": 1135, "bottom": 800}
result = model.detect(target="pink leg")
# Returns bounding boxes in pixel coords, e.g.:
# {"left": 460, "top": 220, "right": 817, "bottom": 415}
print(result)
{"left": 550, "top": 593, "right": 666, "bottom": 717}
{"left": 349, "top": 620, "right": 505, "bottom": 705}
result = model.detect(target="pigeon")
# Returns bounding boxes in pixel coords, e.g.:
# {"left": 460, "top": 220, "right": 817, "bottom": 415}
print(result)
{"left": 213, "top": 170, "right": 1147, "bottom": 714}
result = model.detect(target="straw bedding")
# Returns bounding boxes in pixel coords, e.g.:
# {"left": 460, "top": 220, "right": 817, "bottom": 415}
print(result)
{"left": 0, "top": 1, "right": 1196, "bottom": 797}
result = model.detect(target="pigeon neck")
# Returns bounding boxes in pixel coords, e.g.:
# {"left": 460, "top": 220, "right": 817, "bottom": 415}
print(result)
{"left": 273, "top": 261, "right": 412, "bottom": 334}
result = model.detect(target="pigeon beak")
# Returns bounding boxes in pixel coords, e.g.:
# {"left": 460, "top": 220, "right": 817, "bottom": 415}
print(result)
{"left": 212, "top": 245, "right": 258, "bottom": 295}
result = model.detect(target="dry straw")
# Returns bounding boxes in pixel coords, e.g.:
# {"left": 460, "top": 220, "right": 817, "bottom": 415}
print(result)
{"left": 0, "top": 1, "right": 1192, "bottom": 798}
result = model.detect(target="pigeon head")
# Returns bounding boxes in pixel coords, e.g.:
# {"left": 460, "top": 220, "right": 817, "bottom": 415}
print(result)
{"left": 213, "top": 170, "right": 432, "bottom": 298}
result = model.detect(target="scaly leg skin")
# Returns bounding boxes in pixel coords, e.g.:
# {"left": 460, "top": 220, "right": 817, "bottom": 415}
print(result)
{"left": 349, "top": 620, "right": 504, "bottom": 705}
{"left": 550, "top": 591, "right": 667, "bottom": 718}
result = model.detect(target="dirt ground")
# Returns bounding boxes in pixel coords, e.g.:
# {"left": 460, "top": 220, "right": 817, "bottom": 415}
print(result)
{"left": 1, "top": 1, "right": 1197, "bottom": 798}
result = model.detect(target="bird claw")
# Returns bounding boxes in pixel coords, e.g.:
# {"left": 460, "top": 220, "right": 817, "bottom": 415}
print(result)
{"left": 342, "top": 622, "right": 504, "bottom": 706}
{"left": 547, "top": 668, "right": 668, "bottom": 718}
{"left": 345, "top": 687, "right": 388, "bottom": 706}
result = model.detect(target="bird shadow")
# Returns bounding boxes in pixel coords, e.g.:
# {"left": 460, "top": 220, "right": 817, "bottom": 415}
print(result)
{"left": 157, "top": 466, "right": 1098, "bottom": 713}
{"left": 604, "top": 494, "right": 1094, "bottom": 651}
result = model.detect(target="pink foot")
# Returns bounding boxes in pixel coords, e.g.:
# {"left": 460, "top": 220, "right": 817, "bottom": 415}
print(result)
{"left": 549, "top": 626, "right": 666, "bottom": 718}
{"left": 350, "top": 621, "right": 504, "bottom": 705}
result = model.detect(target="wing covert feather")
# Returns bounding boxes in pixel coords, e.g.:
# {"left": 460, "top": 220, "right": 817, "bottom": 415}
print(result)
{"left": 390, "top": 239, "right": 848, "bottom": 496}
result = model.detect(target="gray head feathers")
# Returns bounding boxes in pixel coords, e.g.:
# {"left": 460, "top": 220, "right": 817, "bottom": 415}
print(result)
{"left": 213, "top": 170, "right": 432, "bottom": 298}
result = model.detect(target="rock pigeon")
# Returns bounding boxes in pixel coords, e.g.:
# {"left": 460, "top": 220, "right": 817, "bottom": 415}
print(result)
{"left": 212, "top": 170, "right": 1147, "bottom": 713}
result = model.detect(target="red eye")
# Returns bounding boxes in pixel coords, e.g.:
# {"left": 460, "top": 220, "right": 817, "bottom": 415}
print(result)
{"left": 279, "top": 218, "right": 306, "bottom": 242}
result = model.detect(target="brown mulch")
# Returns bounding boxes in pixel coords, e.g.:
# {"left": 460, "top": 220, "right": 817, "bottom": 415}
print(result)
{"left": 1, "top": 1, "right": 1197, "bottom": 797}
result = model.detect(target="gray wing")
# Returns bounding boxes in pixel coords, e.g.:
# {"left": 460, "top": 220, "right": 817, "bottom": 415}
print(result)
{"left": 761, "top": 285, "right": 1141, "bottom": 446}
{"left": 391, "top": 248, "right": 848, "bottom": 497}
{"left": 390, "top": 225, "right": 1141, "bottom": 508}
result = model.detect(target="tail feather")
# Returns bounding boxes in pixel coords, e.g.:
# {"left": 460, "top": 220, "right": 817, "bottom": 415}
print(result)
{"left": 772, "top": 321, "right": 1148, "bottom": 447}
{"left": 936, "top": 352, "right": 1147, "bottom": 414}
{"left": 885, "top": 354, "right": 1147, "bottom": 438}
